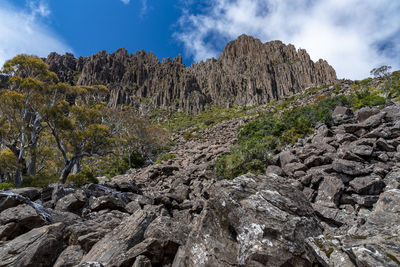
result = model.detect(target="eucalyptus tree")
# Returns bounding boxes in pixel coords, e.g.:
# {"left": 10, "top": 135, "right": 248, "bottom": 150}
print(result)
{"left": 42, "top": 85, "right": 115, "bottom": 183}
{"left": 0, "top": 55, "right": 58, "bottom": 186}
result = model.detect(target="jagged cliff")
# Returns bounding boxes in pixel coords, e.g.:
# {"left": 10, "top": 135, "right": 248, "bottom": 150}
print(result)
{"left": 45, "top": 34, "right": 337, "bottom": 113}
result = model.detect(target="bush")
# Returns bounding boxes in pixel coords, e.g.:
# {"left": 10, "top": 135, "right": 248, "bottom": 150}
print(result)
{"left": 154, "top": 106, "right": 253, "bottom": 133}
{"left": 22, "top": 174, "right": 59, "bottom": 188}
{"left": 67, "top": 171, "right": 98, "bottom": 187}
{"left": 215, "top": 95, "right": 353, "bottom": 179}
{"left": 0, "top": 182, "right": 15, "bottom": 190}
{"left": 213, "top": 153, "right": 265, "bottom": 180}
{"left": 351, "top": 89, "right": 385, "bottom": 108}
{"left": 104, "top": 151, "right": 145, "bottom": 178}
{"left": 154, "top": 153, "right": 176, "bottom": 165}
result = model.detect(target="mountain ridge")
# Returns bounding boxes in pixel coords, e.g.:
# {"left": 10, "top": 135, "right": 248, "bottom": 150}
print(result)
{"left": 45, "top": 34, "right": 337, "bottom": 114}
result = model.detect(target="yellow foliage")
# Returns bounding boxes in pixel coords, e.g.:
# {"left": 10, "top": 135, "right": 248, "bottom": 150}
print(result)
{"left": 0, "top": 148, "right": 19, "bottom": 170}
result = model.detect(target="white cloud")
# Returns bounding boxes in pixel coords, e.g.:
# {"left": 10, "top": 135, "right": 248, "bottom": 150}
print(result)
{"left": 29, "top": 0, "right": 51, "bottom": 17}
{"left": 121, "top": 0, "right": 130, "bottom": 4}
{"left": 176, "top": 0, "right": 400, "bottom": 79}
{"left": 0, "top": 1, "right": 71, "bottom": 68}
{"left": 140, "top": 0, "right": 148, "bottom": 17}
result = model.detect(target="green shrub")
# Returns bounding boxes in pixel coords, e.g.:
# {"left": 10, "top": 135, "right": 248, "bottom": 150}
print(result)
{"left": 0, "top": 182, "right": 15, "bottom": 190}
{"left": 154, "top": 106, "right": 253, "bottom": 133}
{"left": 154, "top": 153, "right": 176, "bottom": 165}
{"left": 67, "top": 171, "right": 98, "bottom": 187}
{"left": 104, "top": 151, "right": 145, "bottom": 178}
{"left": 215, "top": 95, "right": 353, "bottom": 179}
{"left": 22, "top": 174, "right": 59, "bottom": 188}
{"left": 351, "top": 89, "right": 385, "bottom": 108}
{"left": 213, "top": 152, "right": 265, "bottom": 180}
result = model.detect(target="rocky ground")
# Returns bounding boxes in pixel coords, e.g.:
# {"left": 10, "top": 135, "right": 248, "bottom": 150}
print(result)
{"left": 1, "top": 92, "right": 400, "bottom": 266}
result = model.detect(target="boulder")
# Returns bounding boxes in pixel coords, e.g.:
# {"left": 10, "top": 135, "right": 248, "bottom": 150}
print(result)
{"left": 0, "top": 204, "right": 46, "bottom": 240}
{"left": 54, "top": 245, "right": 84, "bottom": 267}
{"left": 384, "top": 169, "right": 400, "bottom": 190}
{"left": 173, "top": 174, "right": 322, "bottom": 266}
{"left": 315, "top": 176, "right": 344, "bottom": 206}
{"left": 80, "top": 210, "right": 156, "bottom": 265}
{"left": 110, "top": 238, "right": 179, "bottom": 267}
{"left": 66, "top": 210, "right": 128, "bottom": 253}
{"left": 0, "top": 223, "right": 66, "bottom": 266}
{"left": 332, "top": 159, "right": 372, "bottom": 176}
{"left": 278, "top": 150, "right": 299, "bottom": 167}
{"left": 55, "top": 190, "right": 87, "bottom": 213}
{"left": 144, "top": 215, "right": 190, "bottom": 246}
{"left": 10, "top": 187, "right": 41, "bottom": 201}
{"left": 332, "top": 106, "right": 353, "bottom": 124}
{"left": 89, "top": 195, "right": 126, "bottom": 212}
{"left": 51, "top": 184, "right": 76, "bottom": 205}
{"left": 0, "top": 191, "right": 27, "bottom": 212}
{"left": 132, "top": 255, "right": 152, "bottom": 267}
{"left": 355, "top": 107, "right": 380, "bottom": 122}
{"left": 304, "top": 155, "right": 332, "bottom": 167}
{"left": 266, "top": 165, "right": 284, "bottom": 176}
{"left": 283, "top": 162, "right": 308, "bottom": 176}
{"left": 376, "top": 138, "right": 396, "bottom": 152}
{"left": 352, "top": 145, "right": 373, "bottom": 157}
{"left": 349, "top": 176, "right": 386, "bottom": 195}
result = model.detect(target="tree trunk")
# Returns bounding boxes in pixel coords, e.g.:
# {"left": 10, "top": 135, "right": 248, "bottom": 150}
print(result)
{"left": 15, "top": 169, "right": 22, "bottom": 188}
{"left": 27, "top": 118, "right": 41, "bottom": 176}
{"left": 27, "top": 146, "right": 37, "bottom": 176}
{"left": 59, "top": 158, "right": 76, "bottom": 184}
{"left": 71, "top": 157, "right": 81, "bottom": 175}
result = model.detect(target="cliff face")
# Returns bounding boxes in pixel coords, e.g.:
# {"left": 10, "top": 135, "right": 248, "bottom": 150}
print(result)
{"left": 45, "top": 34, "right": 337, "bottom": 113}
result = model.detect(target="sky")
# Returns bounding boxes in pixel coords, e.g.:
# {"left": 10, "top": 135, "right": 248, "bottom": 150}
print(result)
{"left": 0, "top": 0, "right": 399, "bottom": 79}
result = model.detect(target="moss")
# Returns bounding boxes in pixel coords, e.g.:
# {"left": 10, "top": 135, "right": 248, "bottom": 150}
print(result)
{"left": 387, "top": 253, "right": 400, "bottom": 265}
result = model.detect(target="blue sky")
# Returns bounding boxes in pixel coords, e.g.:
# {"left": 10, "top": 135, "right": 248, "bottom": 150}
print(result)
{"left": 0, "top": 0, "right": 399, "bottom": 79}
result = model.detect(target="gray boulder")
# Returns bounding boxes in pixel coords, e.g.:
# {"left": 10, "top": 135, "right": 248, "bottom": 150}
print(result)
{"left": 173, "top": 173, "right": 322, "bottom": 267}
{"left": 0, "top": 204, "right": 46, "bottom": 240}
{"left": 349, "top": 175, "right": 386, "bottom": 195}
{"left": 355, "top": 107, "right": 380, "bottom": 122}
{"left": 332, "top": 106, "right": 353, "bottom": 124}
{"left": 54, "top": 245, "right": 84, "bottom": 267}
{"left": 80, "top": 210, "right": 156, "bottom": 265}
{"left": 332, "top": 159, "right": 372, "bottom": 176}
{"left": 0, "top": 223, "right": 66, "bottom": 267}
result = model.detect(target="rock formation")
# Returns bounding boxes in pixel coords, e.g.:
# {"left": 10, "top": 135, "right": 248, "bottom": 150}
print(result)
{"left": 45, "top": 35, "right": 337, "bottom": 114}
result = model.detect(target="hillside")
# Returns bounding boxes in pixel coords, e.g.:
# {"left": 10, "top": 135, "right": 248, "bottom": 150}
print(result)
{"left": 0, "top": 36, "right": 400, "bottom": 267}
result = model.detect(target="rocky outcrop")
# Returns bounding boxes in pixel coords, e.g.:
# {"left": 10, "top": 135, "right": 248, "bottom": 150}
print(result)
{"left": 190, "top": 35, "right": 336, "bottom": 108}
{"left": 45, "top": 35, "right": 337, "bottom": 114}
{"left": 2, "top": 85, "right": 399, "bottom": 266}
